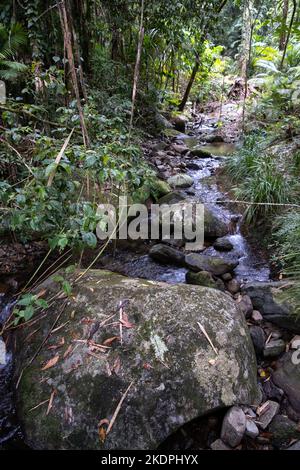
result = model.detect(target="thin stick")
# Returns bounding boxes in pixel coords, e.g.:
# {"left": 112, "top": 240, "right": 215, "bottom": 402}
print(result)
{"left": 28, "top": 399, "right": 50, "bottom": 412}
{"left": 197, "top": 322, "right": 218, "bottom": 356}
{"left": 106, "top": 381, "right": 134, "bottom": 435}
{"left": 47, "top": 128, "right": 74, "bottom": 187}
{"left": 119, "top": 301, "right": 123, "bottom": 346}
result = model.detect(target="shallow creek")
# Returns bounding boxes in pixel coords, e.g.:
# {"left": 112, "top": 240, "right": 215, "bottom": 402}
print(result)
{"left": 0, "top": 122, "right": 271, "bottom": 449}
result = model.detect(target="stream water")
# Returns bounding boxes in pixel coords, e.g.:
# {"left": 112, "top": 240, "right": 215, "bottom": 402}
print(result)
{"left": 0, "top": 119, "right": 271, "bottom": 449}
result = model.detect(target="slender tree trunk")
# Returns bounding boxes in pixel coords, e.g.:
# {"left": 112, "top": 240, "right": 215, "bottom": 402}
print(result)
{"left": 280, "top": 0, "right": 298, "bottom": 69}
{"left": 279, "top": 0, "right": 289, "bottom": 50}
{"left": 239, "top": 0, "right": 253, "bottom": 80}
{"left": 59, "top": 0, "right": 90, "bottom": 147}
{"left": 129, "top": 0, "right": 145, "bottom": 134}
{"left": 178, "top": 57, "right": 200, "bottom": 112}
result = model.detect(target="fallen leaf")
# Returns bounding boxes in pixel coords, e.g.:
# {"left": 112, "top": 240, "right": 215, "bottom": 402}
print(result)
{"left": 103, "top": 336, "right": 120, "bottom": 346}
{"left": 120, "top": 313, "right": 134, "bottom": 329}
{"left": 98, "top": 419, "right": 109, "bottom": 444}
{"left": 41, "top": 354, "right": 59, "bottom": 371}
{"left": 63, "top": 345, "right": 73, "bottom": 359}
{"left": 143, "top": 362, "right": 153, "bottom": 370}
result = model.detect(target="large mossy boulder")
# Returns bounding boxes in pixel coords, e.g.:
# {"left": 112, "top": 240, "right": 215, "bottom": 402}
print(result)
{"left": 167, "top": 174, "right": 194, "bottom": 189}
{"left": 185, "top": 253, "right": 239, "bottom": 276}
{"left": 14, "top": 270, "right": 260, "bottom": 450}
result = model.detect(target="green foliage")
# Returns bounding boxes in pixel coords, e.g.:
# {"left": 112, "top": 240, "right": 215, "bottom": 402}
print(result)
{"left": 13, "top": 293, "right": 48, "bottom": 324}
{"left": 0, "top": 22, "right": 27, "bottom": 80}
{"left": 226, "top": 135, "right": 293, "bottom": 223}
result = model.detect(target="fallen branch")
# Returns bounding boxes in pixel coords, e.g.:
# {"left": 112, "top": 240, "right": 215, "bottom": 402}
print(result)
{"left": 106, "top": 381, "right": 134, "bottom": 435}
{"left": 197, "top": 322, "right": 218, "bottom": 356}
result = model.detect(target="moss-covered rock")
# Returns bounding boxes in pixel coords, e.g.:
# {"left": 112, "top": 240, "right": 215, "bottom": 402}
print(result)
{"left": 14, "top": 270, "right": 259, "bottom": 450}
{"left": 167, "top": 174, "right": 194, "bottom": 189}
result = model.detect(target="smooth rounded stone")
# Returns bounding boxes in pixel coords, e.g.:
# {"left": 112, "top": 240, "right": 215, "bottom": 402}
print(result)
{"left": 152, "top": 142, "right": 168, "bottom": 152}
{"left": 186, "top": 271, "right": 224, "bottom": 291}
{"left": 13, "top": 270, "right": 260, "bottom": 450}
{"left": 149, "top": 244, "right": 185, "bottom": 266}
{"left": 155, "top": 112, "right": 173, "bottom": 130}
{"left": 252, "top": 310, "right": 263, "bottom": 323}
{"left": 227, "top": 279, "right": 240, "bottom": 295}
{"left": 272, "top": 352, "right": 300, "bottom": 413}
{"left": 262, "top": 379, "right": 284, "bottom": 403}
{"left": 250, "top": 326, "right": 266, "bottom": 357}
{"left": 263, "top": 339, "right": 286, "bottom": 359}
{"left": 242, "top": 281, "right": 300, "bottom": 332}
{"left": 204, "top": 208, "right": 228, "bottom": 239}
{"left": 190, "top": 147, "right": 213, "bottom": 158}
{"left": 171, "top": 114, "right": 188, "bottom": 133}
{"left": 185, "top": 253, "right": 239, "bottom": 277}
{"left": 213, "top": 237, "right": 234, "bottom": 252}
{"left": 151, "top": 179, "right": 172, "bottom": 198}
{"left": 221, "top": 406, "right": 246, "bottom": 448}
{"left": 157, "top": 190, "right": 186, "bottom": 205}
{"left": 269, "top": 415, "right": 300, "bottom": 449}
{"left": 0, "top": 337, "right": 7, "bottom": 365}
{"left": 290, "top": 335, "right": 300, "bottom": 349}
{"left": 257, "top": 401, "right": 280, "bottom": 430}
{"left": 204, "top": 135, "right": 224, "bottom": 144}
{"left": 236, "top": 295, "right": 253, "bottom": 319}
{"left": 245, "top": 419, "right": 259, "bottom": 439}
{"left": 210, "top": 439, "right": 231, "bottom": 450}
{"left": 161, "top": 237, "right": 185, "bottom": 249}
{"left": 167, "top": 174, "right": 194, "bottom": 189}
{"left": 222, "top": 273, "right": 232, "bottom": 282}
{"left": 287, "top": 440, "right": 300, "bottom": 450}
{"left": 170, "top": 143, "right": 188, "bottom": 154}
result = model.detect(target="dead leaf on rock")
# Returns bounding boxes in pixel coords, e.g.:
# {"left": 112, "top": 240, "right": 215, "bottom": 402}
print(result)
{"left": 112, "top": 356, "right": 121, "bottom": 375}
{"left": 98, "top": 419, "right": 109, "bottom": 444}
{"left": 41, "top": 354, "right": 59, "bottom": 371}
{"left": 63, "top": 345, "right": 73, "bottom": 359}
{"left": 48, "top": 337, "right": 65, "bottom": 350}
{"left": 120, "top": 313, "right": 134, "bottom": 329}
{"left": 103, "top": 336, "right": 119, "bottom": 346}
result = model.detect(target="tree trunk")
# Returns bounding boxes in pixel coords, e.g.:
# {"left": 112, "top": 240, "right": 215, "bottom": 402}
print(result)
{"left": 58, "top": 0, "right": 90, "bottom": 147}
{"left": 178, "top": 58, "right": 200, "bottom": 112}
{"left": 280, "top": 0, "right": 298, "bottom": 69}
{"left": 239, "top": 0, "right": 253, "bottom": 80}
{"left": 279, "top": 0, "right": 289, "bottom": 50}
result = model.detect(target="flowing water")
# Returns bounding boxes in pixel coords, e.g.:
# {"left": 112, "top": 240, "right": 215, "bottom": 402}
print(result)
{"left": 0, "top": 121, "right": 270, "bottom": 448}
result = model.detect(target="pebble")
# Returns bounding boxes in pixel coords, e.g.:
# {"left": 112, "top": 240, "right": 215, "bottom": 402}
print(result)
{"left": 250, "top": 326, "right": 266, "bottom": 357}
{"left": 245, "top": 419, "right": 259, "bottom": 439}
{"left": 237, "top": 294, "right": 253, "bottom": 318}
{"left": 227, "top": 279, "right": 240, "bottom": 294}
{"left": 221, "top": 406, "right": 246, "bottom": 447}
{"left": 257, "top": 401, "right": 280, "bottom": 430}
{"left": 222, "top": 273, "right": 232, "bottom": 281}
{"left": 252, "top": 310, "right": 263, "bottom": 322}
{"left": 263, "top": 339, "right": 286, "bottom": 358}
{"left": 290, "top": 335, "right": 300, "bottom": 349}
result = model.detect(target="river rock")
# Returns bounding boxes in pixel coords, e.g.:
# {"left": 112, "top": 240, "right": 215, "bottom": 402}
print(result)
{"left": 242, "top": 281, "right": 300, "bottom": 332}
{"left": 14, "top": 270, "right": 260, "bottom": 450}
{"left": 269, "top": 414, "right": 300, "bottom": 448}
{"left": 245, "top": 419, "right": 259, "bottom": 439}
{"left": 257, "top": 401, "right": 280, "bottom": 430}
{"left": 236, "top": 294, "right": 253, "bottom": 319}
{"left": 227, "top": 279, "right": 240, "bottom": 295}
{"left": 263, "top": 339, "right": 286, "bottom": 359}
{"left": 186, "top": 271, "right": 224, "bottom": 290}
{"left": 287, "top": 440, "right": 300, "bottom": 450}
{"left": 151, "top": 179, "right": 172, "bottom": 198}
{"left": 171, "top": 114, "right": 188, "bottom": 133}
{"left": 213, "top": 237, "right": 233, "bottom": 252}
{"left": 190, "top": 147, "right": 213, "bottom": 158}
{"left": 167, "top": 174, "right": 194, "bottom": 189}
{"left": 149, "top": 244, "right": 185, "bottom": 266}
{"left": 272, "top": 352, "right": 300, "bottom": 413}
{"left": 155, "top": 113, "right": 173, "bottom": 130}
{"left": 204, "top": 209, "right": 228, "bottom": 239}
{"left": 252, "top": 310, "right": 263, "bottom": 323}
{"left": 221, "top": 406, "right": 246, "bottom": 447}
{"left": 249, "top": 326, "right": 265, "bottom": 358}
{"left": 157, "top": 191, "right": 186, "bottom": 205}
{"left": 185, "top": 254, "right": 238, "bottom": 276}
